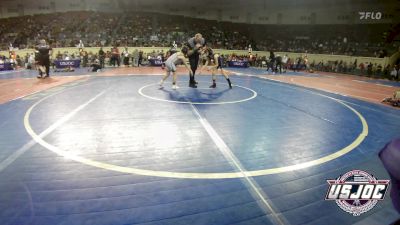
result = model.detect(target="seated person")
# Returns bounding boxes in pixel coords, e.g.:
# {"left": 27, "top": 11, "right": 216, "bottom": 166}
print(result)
{"left": 88, "top": 59, "right": 101, "bottom": 72}
{"left": 382, "top": 90, "right": 400, "bottom": 106}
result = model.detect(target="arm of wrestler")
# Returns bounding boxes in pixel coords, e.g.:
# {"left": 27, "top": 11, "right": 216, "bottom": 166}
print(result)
{"left": 186, "top": 38, "right": 196, "bottom": 56}
{"left": 198, "top": 56, "right": 209, "bottom": 75}
{"left": 196, "top": 46, "right": 204, "bottom": 65}
{"left": 178, "top": 53, "right": 193, "bottom": 75}
{"left": 187, "top": 44, "right": 202, "bottom": 57}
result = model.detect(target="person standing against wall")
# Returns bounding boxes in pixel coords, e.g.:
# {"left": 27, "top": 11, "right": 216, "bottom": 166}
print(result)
{"left": 132, "top": 49, "right": 139, "bottom": 67}
{"left": 99, "top": 47, "right": 105, "bottom": 69}
{"left": 111, "top": 46, "right": 120, "bottom": 67}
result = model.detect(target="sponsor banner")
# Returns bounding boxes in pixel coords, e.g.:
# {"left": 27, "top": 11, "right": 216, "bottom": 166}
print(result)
{"left": 54, "top": 60, "right": 81, "bottom": 68}
{"left": 228, "top": 60, "right": 249, "bottom": 68}
{"left": 0, "top": 63, "right": 13, "bottom": 71}
{"left": 149, "top": 59, "right": 163, "bottom": 67}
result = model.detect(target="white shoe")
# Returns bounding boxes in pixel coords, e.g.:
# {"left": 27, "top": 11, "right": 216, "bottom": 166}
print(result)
{"left": 159, "top": 80, "right": 164, "bottom": 87}
{"left": 172, "top": 84, "right": 179, "bottom": 90}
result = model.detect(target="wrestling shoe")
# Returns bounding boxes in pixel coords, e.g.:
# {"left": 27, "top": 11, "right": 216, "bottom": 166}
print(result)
{"left": 209, "top": 83, "right": 216, "bottom": 88}
{"left": 227, "top": 79, "right": 232, "bottom": 89}
{"left": 189, "top": 82, "right": 197, "bottom": 88}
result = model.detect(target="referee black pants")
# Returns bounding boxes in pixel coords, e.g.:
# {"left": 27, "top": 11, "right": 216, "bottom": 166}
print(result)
{"left": 40, "top": 59, "right": 50, "bottom": 76}
{"left": 188, "top": 53, "right": 199, "bottom": 83}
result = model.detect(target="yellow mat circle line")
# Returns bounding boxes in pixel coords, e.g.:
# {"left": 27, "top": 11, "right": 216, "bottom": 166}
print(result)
{"left": 24, "top": 83, "right": 368, "bottom": 179}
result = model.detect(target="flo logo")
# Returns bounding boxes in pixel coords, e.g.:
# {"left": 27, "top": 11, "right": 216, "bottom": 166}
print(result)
{"left": 359, "top": 12, "right": 382, "bottom": 20}
{"left": 325, "top": 170, "right": 390, "bottom": 216}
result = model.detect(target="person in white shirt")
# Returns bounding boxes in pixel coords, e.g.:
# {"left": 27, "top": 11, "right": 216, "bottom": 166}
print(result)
{"left": 77, "top": 40, "right": 84, "bottom": 50}
{"left": 159, "top": 46, "right": 193, "bottom": 90}
{"left": 248, "top": 44, "right": 253, "bottom": 54}
{"left": 122, "top": 47, "right": 129, "bottom": 66}
{"left": 27, "top": 53, "right": 35, "bottom": 69}
{"left": 172, "top": 41, "right": 178, "bottom": 50}
{"left": 282, "top": 54, "right": 288, "bottom": 72}
{"left": 132, "top": 49, "right": 139, "bottom": 67}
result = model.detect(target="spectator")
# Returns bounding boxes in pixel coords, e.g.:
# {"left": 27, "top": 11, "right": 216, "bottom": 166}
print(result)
{"left": 89, "top": 58, "right": 102, "bottom": 72}
{"left": 138, "top": 50, "right": 143, "bottom": 66}
{"left": 110, "top": 46, "right": 120, "bottom": 67}
{"left": 122, "top": 47, "right": 130, "bottom": 66}
{"left": 0, "top": 11, "right": 394, "bottom": 57}
{"left": 132, "top": 49, "right": 139, "bottom": 67}
{"left": 359, "top": 62, "right": 365, "bottom": 75}
{"left": 99, "top": 47, "right": 105, "bottom": 68}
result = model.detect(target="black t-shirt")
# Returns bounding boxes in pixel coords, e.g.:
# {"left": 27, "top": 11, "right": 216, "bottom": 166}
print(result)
{"left": 37, "top": 45, "right": 52, "bottom": 63}
{"left": 187, "top": 37, "right": 206, "bottom": 49}
{"left": 276, "top": 56, "right": 282, "bottom": 64}
{"left": 38, "top": 46, "right": 51, "bottom": 57}
{"left": 269, "top": 52, "right": 275, "bottom": 62}
{"left": 187, "top": 37, "right": 206, "bottom": 57}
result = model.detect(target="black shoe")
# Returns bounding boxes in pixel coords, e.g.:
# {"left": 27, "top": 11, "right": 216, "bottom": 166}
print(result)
{"left": 209, "top": 83, "right": 216, "bottom": 88}
{"left": 189, "top": 82, "right": 197, "bottom": 88}
{"left": 44, "top": 75, "right": 50, "bottom": 78}
{"left": 227, "top": 79, "right": 232, "bottom": 89}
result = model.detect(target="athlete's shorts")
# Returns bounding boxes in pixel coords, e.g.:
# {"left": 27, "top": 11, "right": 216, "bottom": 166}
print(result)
{"left": 165, "top": 61, "right": 176, "bottom": 72}
{"left": 217, "top": 57, "right": 223, "bottom": 69}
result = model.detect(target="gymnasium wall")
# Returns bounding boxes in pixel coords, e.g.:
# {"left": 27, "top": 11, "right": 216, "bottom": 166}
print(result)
{"left": 0, "top": 47, "right": 389, "bottom": 66}
{"left": 0, "top": 0, "right": 397, "bottom": 25}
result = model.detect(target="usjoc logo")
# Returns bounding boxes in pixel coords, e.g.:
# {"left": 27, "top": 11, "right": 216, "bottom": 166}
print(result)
{"left": 359, "top": 12, "right": 382, "bottom": 20}
{"left": 325, "top": 170, "right": 390, "bottom": 216}
{"left": 60, "top": 61, "right": 75, "bottom": 66}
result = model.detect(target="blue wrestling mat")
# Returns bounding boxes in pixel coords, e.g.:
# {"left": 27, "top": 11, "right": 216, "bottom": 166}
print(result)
{"left": 0, "top": 71, "right": 399, "bottom": 225}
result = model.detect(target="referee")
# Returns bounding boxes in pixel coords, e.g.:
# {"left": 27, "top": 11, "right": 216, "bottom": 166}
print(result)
{"left": 187, "top": 33, "right": 205, "bottom": 88}
{"left": 36, "top": 39, "right": 52, "bottom": 78}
